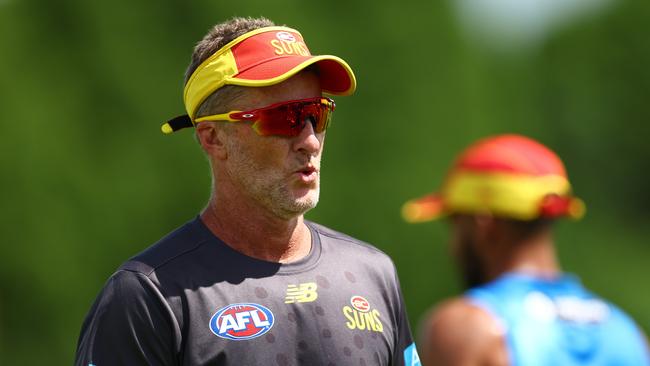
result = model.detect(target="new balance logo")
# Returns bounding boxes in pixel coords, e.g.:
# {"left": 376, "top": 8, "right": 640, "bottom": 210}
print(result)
{"left": 284, "top": 282, "right": 318, "bottom": 303}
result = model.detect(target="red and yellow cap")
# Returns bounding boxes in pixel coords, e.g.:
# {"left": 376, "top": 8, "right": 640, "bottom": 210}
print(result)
{"left": 402, "top": 134, "right": 586, "bottom": 223}
{"left": 162, "top": 26, "right": 357, "bottom": 134}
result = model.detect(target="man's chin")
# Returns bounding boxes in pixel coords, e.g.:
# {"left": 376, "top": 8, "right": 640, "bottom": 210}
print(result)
{"left": 293, "top": 194, "right": 319, "bottom": 211}
{"left": 287, "top": 191, "right": 319, "bottom": 213}
{"left": 291, "top": 184, "right": 318, "bottom": 200}
{"left": 263, "top": 189, "right": 318, "bottom": 219}
{"left": 271, "top": 199, "right": 318, "bottom": 220}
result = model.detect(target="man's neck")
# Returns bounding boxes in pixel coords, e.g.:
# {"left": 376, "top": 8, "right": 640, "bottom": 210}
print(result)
{"left": 486, "top": 231, "right": 561, "bottom": 281}
{"left": 200, "top": 194, "right": 312, "bottom": 264}
{"left": 507, "top": 238, "right": 561, "bottom": 278}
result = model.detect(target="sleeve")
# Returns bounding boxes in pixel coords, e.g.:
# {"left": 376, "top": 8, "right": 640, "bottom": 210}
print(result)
{"left": 74, "top": 270, "right": 179, "bottom": 366}
{"left": 391, "top": 264, "right": 422, "bottom": 366}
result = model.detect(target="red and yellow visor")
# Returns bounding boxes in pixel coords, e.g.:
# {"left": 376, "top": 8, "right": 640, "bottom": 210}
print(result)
{"left": 162, "top": 26, "right": 356, "bottom": 134}
{"left": 402, "top": 134, "right": 586, "bottom": 223}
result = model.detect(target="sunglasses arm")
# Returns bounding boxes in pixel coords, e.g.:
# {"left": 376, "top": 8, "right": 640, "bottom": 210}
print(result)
{"left": 194, "top": 112, "right": 243, "bottom": 123}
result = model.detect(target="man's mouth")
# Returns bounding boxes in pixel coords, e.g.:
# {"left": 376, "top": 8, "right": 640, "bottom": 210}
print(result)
{"left": 295, "top": 165, "right": 319, "bottom": 182}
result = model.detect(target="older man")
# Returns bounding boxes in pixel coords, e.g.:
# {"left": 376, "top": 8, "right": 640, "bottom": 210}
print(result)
{"left": 75, "top": 17, "right": 419, "bottom": 366}
{"left": 402, "top": 134, "right": 649, "bottom": 366}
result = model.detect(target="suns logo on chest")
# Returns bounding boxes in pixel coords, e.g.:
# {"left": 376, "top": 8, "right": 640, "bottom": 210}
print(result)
{"left": 342, "top": 295, "right": 384, "bottom": 333}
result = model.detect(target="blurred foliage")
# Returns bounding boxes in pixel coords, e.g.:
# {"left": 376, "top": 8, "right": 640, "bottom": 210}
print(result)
{"left": 0, "top": 0, "right": 648, "bottom": 363}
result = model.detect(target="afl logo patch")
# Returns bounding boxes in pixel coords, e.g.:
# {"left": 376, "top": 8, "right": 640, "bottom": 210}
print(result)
{"left": 209, "top": 303, "right": 274, "bottom": 340}
{"left": 351, "top": 295, "right": 370, "bottom": 312}
{"left": 276, "top": 31, "right": 296, "bottom": 42}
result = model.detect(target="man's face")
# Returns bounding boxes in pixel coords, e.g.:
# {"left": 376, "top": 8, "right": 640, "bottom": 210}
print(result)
{"left": 449, "top": 215, "right": 489, "bottom": 289}
{"left": 221, "top": 72, "right": 325, "bottom": 220}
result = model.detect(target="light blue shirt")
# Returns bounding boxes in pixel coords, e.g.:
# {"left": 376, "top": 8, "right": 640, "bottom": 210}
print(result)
{"left": 466, "top": 273, "right": 650, "bottom": 365}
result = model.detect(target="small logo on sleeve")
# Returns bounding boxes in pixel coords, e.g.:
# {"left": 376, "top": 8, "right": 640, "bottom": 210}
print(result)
{"left": 209, "top": 303, "right": 274, "bottom": 340}
{"left": 342, "top": 295, "right": 384, "bottom": 333}
{"left": 404, "top": 343, "right": 422, "bottom": 366}
{"left": 285, "top": 282, "right": 319, "bottom": 303}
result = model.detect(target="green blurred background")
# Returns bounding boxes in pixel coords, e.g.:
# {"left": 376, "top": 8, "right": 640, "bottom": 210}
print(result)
{"left": 1, "top": 0, "right": 648, "bottom": 363}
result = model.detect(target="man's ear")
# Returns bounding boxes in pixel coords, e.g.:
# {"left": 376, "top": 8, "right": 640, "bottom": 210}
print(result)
{"left": 196, "top": 123, "right": 228, "bottom": 160}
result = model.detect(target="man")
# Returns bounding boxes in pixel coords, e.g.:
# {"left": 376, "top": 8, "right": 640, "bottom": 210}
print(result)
{"left": 402, "top": 134, "right": 649, "bottom": 366}
{"left": 75, "top": 17, "right": 420, "bottom": 366}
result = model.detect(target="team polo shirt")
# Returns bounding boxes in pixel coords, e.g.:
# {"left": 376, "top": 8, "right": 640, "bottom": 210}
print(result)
{"left": 467, "top": 273, "right": 650, "bottom": 365}
{"left": 75, "top": 217, "right": 420, "bottom": 366}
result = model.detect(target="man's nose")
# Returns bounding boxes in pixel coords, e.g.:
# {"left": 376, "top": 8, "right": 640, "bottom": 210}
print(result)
{"left": 293, "top": 118, "right": 322, "bottom": 155}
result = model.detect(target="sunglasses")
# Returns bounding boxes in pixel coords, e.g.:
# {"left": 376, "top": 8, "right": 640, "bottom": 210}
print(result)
{"left": 194, "top": 97, "right": 336, "bottom": 136}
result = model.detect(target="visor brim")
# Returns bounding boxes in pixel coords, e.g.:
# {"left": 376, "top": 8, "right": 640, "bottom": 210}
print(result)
{"left": 401, "top": 194, "right": 446, "bottom": 223}
{"left": 232, "top": 55, "right": 356, "bottom": 96}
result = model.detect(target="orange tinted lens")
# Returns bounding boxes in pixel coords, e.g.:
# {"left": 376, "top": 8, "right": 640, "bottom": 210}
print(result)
{"left": 253, "top": 98, "right": 333, "bottom": 136}
{"left": 300, "top": 103, "right": 330, "bottom": 134}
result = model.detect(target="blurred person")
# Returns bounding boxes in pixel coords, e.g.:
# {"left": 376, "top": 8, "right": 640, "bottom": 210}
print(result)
{"left": 402, "top": 134, "right": 649, "bottom": 366}
{"left": 75, "top": 17, "right": 420, "bottom": 366}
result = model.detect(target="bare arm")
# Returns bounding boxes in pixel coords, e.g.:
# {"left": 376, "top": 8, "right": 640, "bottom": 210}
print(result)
{"left": 418, "top": 297, "right": 509, "bottom": 366}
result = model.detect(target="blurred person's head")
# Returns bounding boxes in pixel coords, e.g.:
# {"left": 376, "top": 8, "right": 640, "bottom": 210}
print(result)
{"left": 403, "top": 134, "right": 585, "bottom": 288}
{"left": 161, "top": 17, "right": 356, "bottom": 220}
